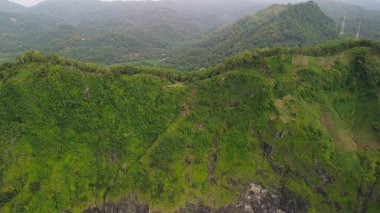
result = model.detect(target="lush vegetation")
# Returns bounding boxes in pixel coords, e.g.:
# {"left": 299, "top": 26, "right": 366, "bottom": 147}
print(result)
{"left": 0, "top": 39, "right": 379, "bottom": 212}
{"left": 0, "top": 8, "right": 203, "bottom": 67}
{"left": 1, "top": 1, "right": 380, "bottom": 212}
{"left": 1, "top": 0, "right": 380, "bottom": 70}
{"left": 169, "top": 1, "right": 339, "bottom": 70}
{"left": 0, "top": 0, "right": 264, "bottom": 67}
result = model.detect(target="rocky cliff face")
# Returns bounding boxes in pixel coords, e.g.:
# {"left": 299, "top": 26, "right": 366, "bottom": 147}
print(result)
{"left": 178, "top": 183, "right": 287, "bottom": 213}
{"left": 80, "top": 183, "right": 307, "bottom": 213}
{"left": 238, "top": 183, "right": 285, "bottom": 213}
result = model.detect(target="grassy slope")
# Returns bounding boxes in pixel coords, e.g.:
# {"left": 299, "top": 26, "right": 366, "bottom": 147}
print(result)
{"left": 0, "top": 40, "right": 379, "bottom": 212}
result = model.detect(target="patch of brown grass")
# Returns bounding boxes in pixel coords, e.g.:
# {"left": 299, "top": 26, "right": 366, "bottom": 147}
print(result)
{"left": 292, "top": 56, "right": 309, "bottom": 66}
{"left": 320, "top": 112, "right": 357, "bottom": 152}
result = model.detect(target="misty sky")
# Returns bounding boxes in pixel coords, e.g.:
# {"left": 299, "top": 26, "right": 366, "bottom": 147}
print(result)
{"left": 10, "top": 0, "right": 119, "bottom": 6}
{"left": 9, "top": 0, "right": 380, "bottom": 8}
{"left": 10, "top": 0, "right": 146, "bottom": 6}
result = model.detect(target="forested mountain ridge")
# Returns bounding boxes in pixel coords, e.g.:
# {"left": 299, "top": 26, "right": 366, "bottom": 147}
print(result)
{"left": 0, "top": 8, "right": 203, "bottom": 66}
{"left": 0, "top": 39, "right": 379, "bottom": 212}
{"left": 1, "top": 0, "right": 380, "bottom": 69}
{"left": 169, "top": 1, "right": 338, "bottom": 70}
{"left": 25, "top": 0, "right": 254, "bottom": 28}
{"left": 0, "top": 0, "right": 264, "bottom": 67}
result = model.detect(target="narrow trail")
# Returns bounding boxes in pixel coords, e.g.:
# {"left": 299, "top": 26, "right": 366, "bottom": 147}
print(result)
{"left": 320, "top": 111, "right": 357, "bottom": 152}
{"left": 126, "top": 86, "right": 197, "bottom": 169}
{"left": 102, "top": 86, "right": 197, "bottom": 203}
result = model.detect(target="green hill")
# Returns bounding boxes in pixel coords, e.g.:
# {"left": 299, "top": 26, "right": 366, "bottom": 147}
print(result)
{"left": 0, "top": 39, "right": 379, "bottom": 212}
{"left": 2, "top": 0, "right": 380, "bottom": 70}
{"left": 0, "top": 0, "right": 267, "bottom": 68}
{"left": 169, "top": 1, "right": 338, "bottom": 70}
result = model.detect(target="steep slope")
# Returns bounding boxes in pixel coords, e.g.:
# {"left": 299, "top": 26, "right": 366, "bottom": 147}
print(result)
{"left": 0, "top": 39, "right": 379, "bottom": 212}
{"left": 170, "top": 1, "right": 338, "bottom": 70}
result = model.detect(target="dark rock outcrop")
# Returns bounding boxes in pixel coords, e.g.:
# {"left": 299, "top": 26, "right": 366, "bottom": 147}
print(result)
{"left": 178, "top": 184, "right": 295, "bottom": 213}
{"left": 82, "top": 198, "right": 149, "bottom": 213}
{"left": 81, "top": 184, "right": 307, "bottom": 213}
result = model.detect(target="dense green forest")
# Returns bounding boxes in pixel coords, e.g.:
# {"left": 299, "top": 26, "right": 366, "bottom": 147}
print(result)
{"left": 0, "top": 0, "right": 265, "bottom": 67}
{"left": 0, "top": 39, "right": 379, "bottom": 212}
{"left": 0, "top": 0, "right": 380, "bottom": 69}
{"left": 169, "top": 1, "right": 338, "bottom": 70}
{"left": 1, "top": 1, "right": 380, "bottom": 212}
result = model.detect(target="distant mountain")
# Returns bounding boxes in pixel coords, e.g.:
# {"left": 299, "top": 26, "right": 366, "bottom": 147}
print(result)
{"left": 0, "top": 0, "right": 26, "bottom": 13}
{"left": 340, "top": 0, "right": 380, "bottom": 10}
{"left": 0, "top": 11, "right": 51, "bottom": 54}
{"left": 27, "top": 0, "right": 109, "bottom": 23}
{"left": 0, "top": 0, "right": 269, "bottom": 66}
{"left": 316, "top": 0, "right": 380, "bottom": 40}
{"left": 0, "top": 0, "right": 213, "bottom": 66}
{"left": 27, "top": 0, "right": 263, "bottom": 28}
{"left": 170, "top": 1, "right": 338, "bottom": 70}
{"left": 1, "top": 0, "right": 380, "bottom": 68}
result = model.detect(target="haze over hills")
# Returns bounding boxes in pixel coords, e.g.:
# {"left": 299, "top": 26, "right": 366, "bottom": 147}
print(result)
{"left": 0, "top": 0, "right": 380, "bottom": 68}
{"left": 170, "top": 1, "right": 338, "bottom": 69}
{"left": 170, "top": 0, "right": 380, "bottom": 70}
{"left": 0, "top": 0, "right": 26, "bottom": 12}
{"left": 0, "top": 0, "right": 265, "bottom": 66}
{"left": 316, "top": 0, "right": 380, "bottom": 40}
{"left": 340, "top": 0, "right": 380, "bottom": 10}
{"left": 8, "top": 0, "right": 380, "bottom": 11}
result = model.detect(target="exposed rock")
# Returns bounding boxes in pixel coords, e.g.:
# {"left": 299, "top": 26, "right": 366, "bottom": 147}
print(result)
{"left": 279, "top": 188, "right": 308, "bottom": 213}
{"left": 207, "top": 138, "right": 219, "bottom": 185}
{"left": 275, "top": 131, "right": 287, "bottom": 140}
{"left": 81, "top": 184, "right": 307, "bottom": 213}
{"left": 177, "top": 202, "right": 213, "bottom": 213}
{"left": 184, "top": 156, "right": 192, "bottom": 165}
{"left": 229, "top": 101, "right": 240, "bottom": 107}
{"left": 182, "top": 102, "right": 191, "bottom": 117}
{"left": 179, "top": 184, "right": 291, "bottom": 213}
{"left": 82, "top": 198, "right": 149, "bottom": 213}
{"left": 250, "top": 128, "right": 255, "bottom": 136}
{"left": 238, "top": 183, "right": 284, "bottom": 213}
{"left": 315, "top": 186, "right": 328, "bottom": 198}
{"left": 261, "top": 142, "right": 273, "bottom": 156}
